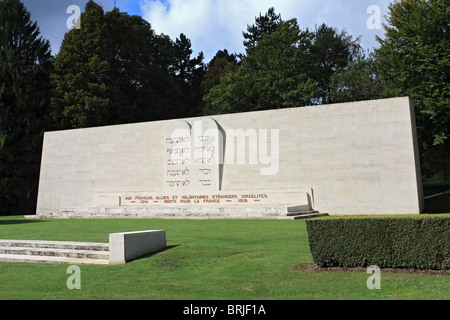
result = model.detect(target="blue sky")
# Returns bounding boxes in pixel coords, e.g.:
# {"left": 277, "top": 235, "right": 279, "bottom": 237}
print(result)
{"left": 114, "top": 0, "right": 142, "bottom": 15}
{"left": 23, "top": 0, "right": 391, "bottom": 62}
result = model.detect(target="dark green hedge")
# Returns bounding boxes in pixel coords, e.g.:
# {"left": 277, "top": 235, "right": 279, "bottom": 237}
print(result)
{"left": 306, "top": 215, "right": 450, "bottom": 270}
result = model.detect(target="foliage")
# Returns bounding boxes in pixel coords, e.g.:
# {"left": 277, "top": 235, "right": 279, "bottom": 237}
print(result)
{"left": 306, "top": 215, "right": 450, "bottom": 270}
{"left": 203, "top": 18, "right": 318, "bottom": 114}
{"left": 203, "top": 10, "right": 365, "bottom": 114}
{"left": 200, "top": 50, "right": 238, "bottom": 115}
{"left": 376, "top": 0, "right": 450, "bottom": 178}
{"left": 50, "top": 1, "right": 189, "bottom": 129}
{"left": 309, "top": 23, "right": 365, "bottom": 104}
{"left": 242, "top": 6, "right": 282, "bottom": 56}
{"left": 0, "top": 0, "right": 53, "bottom": 215}
{"left": 328, "top": 53, "right": 385, "bottom": 103}
{"left": 170, "top": 33, "right": 205, "bottom": 117}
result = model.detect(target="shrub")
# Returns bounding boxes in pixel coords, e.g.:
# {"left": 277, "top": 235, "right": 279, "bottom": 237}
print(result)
{"left": 306, "top": 215, "right": 450, "bottom": 270}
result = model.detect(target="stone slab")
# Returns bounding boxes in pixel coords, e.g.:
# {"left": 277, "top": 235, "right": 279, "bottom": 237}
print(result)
{"left": 0, "top": 254, "right": 110, "bottom": 265}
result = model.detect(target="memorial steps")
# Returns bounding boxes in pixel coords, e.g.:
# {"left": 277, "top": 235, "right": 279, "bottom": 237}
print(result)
{"left": 287, "top": 210, "right": 329, "bottom": 220}
{"left": 285, "top": 205, "right": 329, "bottom": 219}
{"left": 25, "top": 206, "right": 328, "bottom": 220}
{"left": 0, "top": 231, "right": 166, "bottom": 265}
{"left": 0, "top": 240, "right": 110, "bottom": 265}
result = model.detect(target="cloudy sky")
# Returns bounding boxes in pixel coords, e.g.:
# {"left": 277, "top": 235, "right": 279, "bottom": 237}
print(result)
{"left": 22, "top": 0, "right": 391, "bottom": 62}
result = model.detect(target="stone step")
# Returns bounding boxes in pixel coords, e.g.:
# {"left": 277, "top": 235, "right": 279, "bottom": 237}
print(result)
{"left": 287, "top": 205, "right": 312, "bottom": 213}
{"left": 0, "top": 247, "right": 109, "bottom": 260}
{"left": 0, "top": 240, "right": 109, "bottom": 251}
{"left": 292, "top": 213, "right": 329, "bottom": 220}
{"left": 286, "top": 210, "right": 320, "bottom": 217}
{"left": 0, "top": 240, "right": 110, "bottom": 265}
{"left": 0, "top": 253, "right": 109, "bottom": 265}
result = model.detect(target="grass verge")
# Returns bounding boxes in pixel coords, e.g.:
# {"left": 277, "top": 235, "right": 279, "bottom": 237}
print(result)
{"left": 0, "top": 216, "right": 449, "bottom": 300}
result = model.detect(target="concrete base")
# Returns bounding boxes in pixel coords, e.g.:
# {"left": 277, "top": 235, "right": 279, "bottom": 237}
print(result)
{"left": 26, "top": 205, "right": 308, "bottom": 220}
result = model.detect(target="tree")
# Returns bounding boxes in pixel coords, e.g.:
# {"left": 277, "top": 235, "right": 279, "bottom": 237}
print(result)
{"left": 50, "top": 1, "right": 111, "bottom": 128}
{"left": 203, "top": 6, "right": 371, "bottom": 115}
{"left": 51, "top": 1, "right": 184, "bottom": 129}
{"left": 242, "top": 7, "right": 282, "bottom": 55}
{"left": 103, "top": 10, "right": 183, "bottom": 122}
{"left": 204, "top": 19, "right": 317, "bottom": 114}
{"left": 309, "top": 23, "right": 362, "bottom": 104}
{"left": 200, "top": 50, "right": 238, "bottom": 115}
{"left": 243, "top": 19, "right": 317, "bottom": 109}
{"left": 202, "top": 67, "right": 258, "bottom": 115}
{"left": 171, "top": 33, "right": 205, "bottom": 117}
{"left": 0, "top": 0, "right": 53, "bottom": 215}
{"left": 376, "top": 0, "right": 450, "bottom": 178}
{"left": 328, "top": 53, "right": 385, "bottom": 103}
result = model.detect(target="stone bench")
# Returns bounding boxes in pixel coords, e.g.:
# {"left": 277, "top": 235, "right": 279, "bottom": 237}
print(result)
{"left": 109, "top": 230, "right": 167, "bottom": 265}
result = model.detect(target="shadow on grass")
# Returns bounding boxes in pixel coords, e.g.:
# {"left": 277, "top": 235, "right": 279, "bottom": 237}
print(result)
{"left": 424, "top": 192, "right": 450, "bottom": 214}
{"left": 0, "top": 219, "right": 46, "bottom": 225}
{"left": 133, "top": 245, "right": 180, "bottom": 262}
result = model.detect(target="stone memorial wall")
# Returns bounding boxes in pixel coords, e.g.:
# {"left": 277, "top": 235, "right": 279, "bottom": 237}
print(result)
{"left": 31, "top": 97, "right": 424, "bottom": 219}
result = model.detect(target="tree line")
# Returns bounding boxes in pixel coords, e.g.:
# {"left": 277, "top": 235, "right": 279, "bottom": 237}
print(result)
{"left": 0, "top": 0, "right": 448, "bottom": 215}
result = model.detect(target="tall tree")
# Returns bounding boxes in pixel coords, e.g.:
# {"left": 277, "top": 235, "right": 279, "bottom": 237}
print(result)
{"left": 0, "top": 0, "right": 52, "bottom": 215}
{"left": 51, "top": 0, "right": 110, "bottom": 129}
{"left": 242, "top": 7, "right": 282, "bottom": 55}
{"left": 204, "top": 19, "right": 317, "bottom": 114}
{"left": 376, "top": 0, "right": 450, "bottom": 178}
{"left": 200, "top": 50, "right": 238, "bottom": 115}
{"left": 51, "top": 1, "right": 183, "bottom": 129}
{"left": 171, "top": 33, "right": 205, "bottom": 117}
{"left": 243, "top": 19, "right": 317, "bottom": 109}
{"left": 203, "top": 7, "right": 368, "bottom": 115}
{"left": 309, "top": 23, "right": 362, "bottom": 104}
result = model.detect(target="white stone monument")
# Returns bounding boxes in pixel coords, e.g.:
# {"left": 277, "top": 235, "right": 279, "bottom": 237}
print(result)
{"left": 28, "top": 97, "right": 424, "bottom": 219}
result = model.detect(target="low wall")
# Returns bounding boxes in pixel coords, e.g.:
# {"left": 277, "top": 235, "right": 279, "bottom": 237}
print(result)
{"left": 109, "top": 230, "right": 167, "bottom": 265}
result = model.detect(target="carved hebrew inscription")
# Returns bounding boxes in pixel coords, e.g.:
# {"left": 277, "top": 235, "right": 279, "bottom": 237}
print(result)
{"left": 165, "top": 120, "right": 192, "bottom": 194}
{"left": 165, "top": 118, "right": 223, "bottom": 194}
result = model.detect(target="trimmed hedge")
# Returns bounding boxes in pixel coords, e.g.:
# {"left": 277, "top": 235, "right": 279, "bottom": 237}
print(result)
{"left": 306, "top": 215, "right": 450, "bottom": 270}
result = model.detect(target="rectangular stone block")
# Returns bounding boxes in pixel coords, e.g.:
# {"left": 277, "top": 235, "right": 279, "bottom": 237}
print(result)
{"left": 109, "top": 230, "right": 166, "bottom": 265}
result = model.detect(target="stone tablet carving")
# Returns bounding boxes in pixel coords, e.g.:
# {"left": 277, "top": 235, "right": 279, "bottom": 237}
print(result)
{"left": 165, "top": 120, "right": 192, "bottom": 194}
{"left": 165, "top": 118, "right": 223, "bottom": 194}
{"left": 191, "top": 117, "right": 223, "bottom": 191}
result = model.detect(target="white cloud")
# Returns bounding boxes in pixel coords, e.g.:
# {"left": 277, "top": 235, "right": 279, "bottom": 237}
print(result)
{"left": 141, "top": 0, "right": 390, "bottom": 62}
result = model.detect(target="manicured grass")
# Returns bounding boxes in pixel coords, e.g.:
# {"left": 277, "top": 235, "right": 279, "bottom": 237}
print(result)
{"left": 0, "top": 216, "right": 449, "bottom": 300}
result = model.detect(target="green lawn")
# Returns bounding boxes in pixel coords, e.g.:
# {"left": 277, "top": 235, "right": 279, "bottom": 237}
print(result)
{"left": 0, "top": 216, "right": 448, "bottom": 300}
